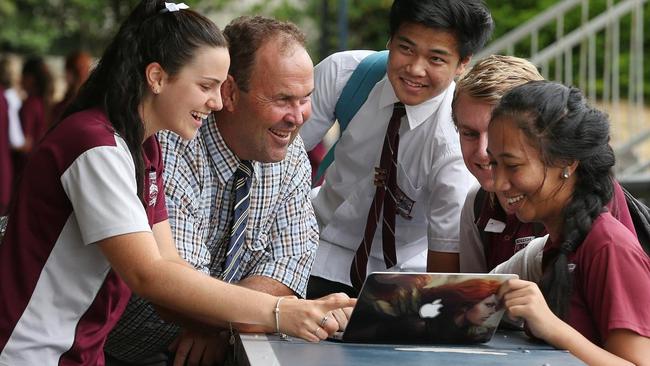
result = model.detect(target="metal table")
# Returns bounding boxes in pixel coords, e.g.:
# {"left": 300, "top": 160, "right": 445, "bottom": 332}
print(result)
{"left": 237, "top": 330, "right": 584, "bottom": 366}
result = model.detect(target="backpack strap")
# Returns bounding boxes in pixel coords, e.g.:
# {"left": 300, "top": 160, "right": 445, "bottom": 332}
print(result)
{"left": 473, "top": 187, "right": 492, "bottom": 258}
{"left": 474, "top": 187, "right": 487, "bottom": 224}
{"left": 622, "top": 186, "right": 650, "bottom": 257}
{"left": 314, "top": 50, "right": 389, "bottom": 183}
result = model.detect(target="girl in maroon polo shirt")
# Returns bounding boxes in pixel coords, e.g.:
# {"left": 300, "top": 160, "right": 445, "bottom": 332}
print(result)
{"left": 0, "top": 1, "right": 352, "bottom": 363}
{"left": 489, "top": 81, "right": 650, "bottom": 365}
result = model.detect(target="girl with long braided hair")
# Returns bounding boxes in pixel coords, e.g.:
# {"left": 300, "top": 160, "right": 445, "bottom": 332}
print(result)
{"left": 490, "top": 80, "right": 650, "bottom": 365}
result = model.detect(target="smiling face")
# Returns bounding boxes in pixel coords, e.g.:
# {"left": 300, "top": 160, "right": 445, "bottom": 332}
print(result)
{"left": 464, "top": 294, "right": 498, "bottom": 326}
{"left": 387, "top": 22, "right": 468, "bottom": 106}
{"left": 149, "top": 46, "right": 230, "bottom": 140}
{"left": 220, "top": 38, "right": 313, "bottom": 162}
{"left": 487, "top": 116, "right": 574, "bottom": 235}
{"left": 455, "top": 92, "right": 495, "bottom": 190}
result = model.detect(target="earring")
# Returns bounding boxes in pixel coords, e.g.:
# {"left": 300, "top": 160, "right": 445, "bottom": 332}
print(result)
{"left": 152, "top": 86, "right": 160, "bottom": 94}
{"left": 561, "top": 168, "right": 570, "bottom": 179}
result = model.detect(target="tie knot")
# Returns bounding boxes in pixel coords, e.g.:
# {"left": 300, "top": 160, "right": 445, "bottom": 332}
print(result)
{"left": 393, "top": 102, "right": 406, "bottom": 118}
{"left": 387, "top": 102, "right": 405, "bottom": 135}
{"left": 236, "top": 160, "right": 254, "bottom": 179}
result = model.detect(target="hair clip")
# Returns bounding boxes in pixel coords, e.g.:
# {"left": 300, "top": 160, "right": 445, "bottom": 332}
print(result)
{"left": 160, "top": 2, "right": 189, "bottom": 13}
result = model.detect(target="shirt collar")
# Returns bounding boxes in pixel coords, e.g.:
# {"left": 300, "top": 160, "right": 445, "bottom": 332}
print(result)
{"left": 377, "top": 77, "right": 454, "bottom": 130}
{"left": 203, "top": 114, "right": 259, "bottom": 184}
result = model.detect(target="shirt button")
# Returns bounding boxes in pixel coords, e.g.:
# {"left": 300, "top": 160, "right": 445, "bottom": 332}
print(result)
{"left": 504, "top": 235, "right": 511, "bottom": 240}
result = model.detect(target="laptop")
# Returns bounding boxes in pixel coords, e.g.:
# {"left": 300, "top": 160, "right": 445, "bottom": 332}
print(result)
{"left": 330, "top": 272, "right": 518, "bottom": 344}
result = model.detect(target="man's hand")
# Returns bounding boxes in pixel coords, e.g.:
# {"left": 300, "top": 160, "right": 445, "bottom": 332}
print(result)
{"left": 169, "top": 329, "right": 230, "bottom": 366}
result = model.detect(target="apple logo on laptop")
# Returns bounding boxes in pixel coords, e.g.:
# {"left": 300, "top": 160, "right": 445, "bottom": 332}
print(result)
{"left": 419, "top": 299, "right": 443, "bottom": 318}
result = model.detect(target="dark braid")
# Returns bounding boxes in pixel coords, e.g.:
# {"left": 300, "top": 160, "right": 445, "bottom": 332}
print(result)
{"left": 59, "top": 0, "right": 226, "bottom": 198}
{"left": 492, "top": 81, "right": 615, "bottom": 318}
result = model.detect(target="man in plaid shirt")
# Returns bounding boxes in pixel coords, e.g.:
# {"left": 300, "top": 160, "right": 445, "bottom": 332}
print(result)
{"left": 105, "top": 16, "right": 318, "bottom": 365}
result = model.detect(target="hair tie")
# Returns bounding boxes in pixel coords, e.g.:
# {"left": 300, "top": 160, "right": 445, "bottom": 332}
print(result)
{"left": 160, "top": 2, "right": 189, "bottom": 13}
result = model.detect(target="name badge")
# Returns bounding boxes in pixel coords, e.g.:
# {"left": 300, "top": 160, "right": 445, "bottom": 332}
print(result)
{"left": 484, "top": 218, "right": 506, "bottom": 233}
{"left": 395, "top": 186, "right": 415, "bottom": 220}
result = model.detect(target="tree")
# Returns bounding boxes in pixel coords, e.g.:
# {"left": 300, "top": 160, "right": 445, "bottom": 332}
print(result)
{"left": 1, "top": 0, "right": 139, "bottom": 55}
{"left": 2, "top": 0, "right": 648, "bottom": 101}
{"left": 0, "top": 0, "right": 234, "bottom": 55}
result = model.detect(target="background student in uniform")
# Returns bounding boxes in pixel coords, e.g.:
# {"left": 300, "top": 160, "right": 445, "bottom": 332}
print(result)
{"left": 301, "top": 0, "right": 494, "bottom": 299}
{"left": 14, "top": 56, "right": 53, "bottom": 178}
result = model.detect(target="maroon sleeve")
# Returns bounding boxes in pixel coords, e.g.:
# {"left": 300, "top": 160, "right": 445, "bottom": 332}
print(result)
{"left": 19, "top": 100, "right": 35, "bottom": 140}
{"left": 580, "top": 220, "right": 650, "bottom": 341}
{"left": 0, "top": 89, "right": 11, "bottom": 212}
{"left": 606, "top": 180, "right": 636, "bottom": 237}
{"left": 19, "top": 97, "right": 45, "bottom": 146}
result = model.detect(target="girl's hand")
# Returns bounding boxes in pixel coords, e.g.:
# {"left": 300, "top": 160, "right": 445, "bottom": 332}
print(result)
{"left": 277, "top": 293, "right": 356, "bottom": 342}
{"left": 498, "top": 279, "right": 563, "bottom": 341}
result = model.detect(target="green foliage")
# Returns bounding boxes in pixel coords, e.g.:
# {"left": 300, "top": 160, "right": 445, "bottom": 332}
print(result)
{"left": 0, "top": 0, "right": 140, "bottom": 55}
{"left": 2, "top": 0, "right": 648, "bottom": 101}
{"left": 345, "top": 0, "right": 392, "bottom": 51}
{"left": 247, "top": 0, "right": 302, "bottom": 19}
{"left": 0, "top": 0, "right": 16, "bottom": 16}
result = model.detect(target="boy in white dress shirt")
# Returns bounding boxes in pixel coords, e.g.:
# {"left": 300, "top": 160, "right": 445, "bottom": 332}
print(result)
{"left": 301, "top": 0, "right": 494, "bottom": 297}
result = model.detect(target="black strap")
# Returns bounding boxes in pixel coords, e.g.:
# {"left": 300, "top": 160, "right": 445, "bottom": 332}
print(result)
{"left": 473, "top": 188, "right": 492, "bottom": 259}
{"left": 622, "top": 187, "right": 650, "bottom": 257}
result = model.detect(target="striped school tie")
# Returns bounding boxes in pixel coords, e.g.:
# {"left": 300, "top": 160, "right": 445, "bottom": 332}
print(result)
{"left": 350, "top": 102, "right": 405, "bottom": 290}
{"left": 222, "top": 160, "right": 254, "bottom": 282}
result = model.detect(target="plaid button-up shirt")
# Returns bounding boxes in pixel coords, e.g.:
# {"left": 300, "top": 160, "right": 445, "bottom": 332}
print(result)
{"left": 105, "top": 116, "right": 318, "bottom": 361}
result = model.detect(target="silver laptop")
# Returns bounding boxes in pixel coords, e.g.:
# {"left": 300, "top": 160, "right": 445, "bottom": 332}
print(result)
{"left": 330, "top": 272, "right": 518, "bottom": 344}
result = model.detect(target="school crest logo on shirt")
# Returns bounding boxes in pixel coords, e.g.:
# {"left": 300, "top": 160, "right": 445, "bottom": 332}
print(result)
{"left": 148, "top": 170, "right": 158, "bottom": 206}
{"left": 514, "top": 236, "right": 534, "bottom": 252}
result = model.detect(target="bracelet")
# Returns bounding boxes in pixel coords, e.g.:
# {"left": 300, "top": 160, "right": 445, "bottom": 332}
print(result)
{"left": 273, "top": 296, "right": 288, "bottom": 339}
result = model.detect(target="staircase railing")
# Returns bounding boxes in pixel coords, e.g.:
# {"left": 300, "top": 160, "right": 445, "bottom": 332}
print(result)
{"left": 475, "top": 0, "right": 648, "bottom": 180}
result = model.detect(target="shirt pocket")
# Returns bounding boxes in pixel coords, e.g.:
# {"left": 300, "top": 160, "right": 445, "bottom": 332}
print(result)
{"left": 247, "top": 225, "right": 267, "bottom": 251}
{"left": 240, "top": 225, "right": 271, "bottom": 275}
{"left": 395, "top": 162, "right": 425, "bottom": 223}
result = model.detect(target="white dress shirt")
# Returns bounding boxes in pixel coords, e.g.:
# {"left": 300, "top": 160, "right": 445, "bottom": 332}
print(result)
{"left": 4, "top": 88, "right": 24, "bottom": 148}
{"left": 301, "top": 50, "right": 475, "bottom": 286}
{"left": 491, "top": 235, "right": 546, "bottom": 282}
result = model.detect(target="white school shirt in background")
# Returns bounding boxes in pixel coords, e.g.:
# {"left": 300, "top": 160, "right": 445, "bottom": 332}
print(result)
{"left": 300, "top": 50, "right": 475, "bottom": 286}
{"left": 3, "top": 88, "right": 24, "bottom": 148}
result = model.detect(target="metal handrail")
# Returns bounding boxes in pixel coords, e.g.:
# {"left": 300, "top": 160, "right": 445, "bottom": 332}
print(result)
{"left": 478, "top": 0, "right": 648, "bottom": 180}
{"left": 476, "top": 0, "right": 583, "bottom": 59}
{"left": 530, "top": 0, "right": 641, "bottom": 65}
